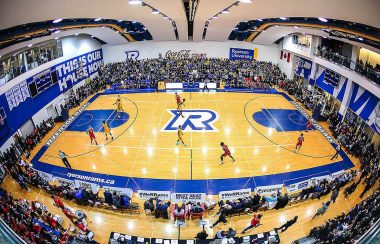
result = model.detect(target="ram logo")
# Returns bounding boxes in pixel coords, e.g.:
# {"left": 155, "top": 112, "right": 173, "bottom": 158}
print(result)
{"left": 125, "top": 50, "right": 140, "bottom": 60}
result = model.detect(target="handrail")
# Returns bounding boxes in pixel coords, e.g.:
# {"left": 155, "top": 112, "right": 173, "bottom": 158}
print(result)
{"left": 355, "top": 216, "right": 380, "bottom": 244}
{"left": 0, "top": 218, "right": 27, "bottom": 244}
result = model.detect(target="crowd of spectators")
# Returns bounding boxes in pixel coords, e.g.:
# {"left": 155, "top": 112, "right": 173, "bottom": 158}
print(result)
{"left": 309, "top": 189, "right": 380, "bottom": 243}
{"left": 316, "top": 45, "right": 380, "bottom": 84}
{"left": 99, "top": 58, "right": 286, "bottom": 90}
{"left": 65, "top": 77, "right": 106, "bottom": 109}
{"left": 0, "top": 187, "right": 97, "bottom": 243}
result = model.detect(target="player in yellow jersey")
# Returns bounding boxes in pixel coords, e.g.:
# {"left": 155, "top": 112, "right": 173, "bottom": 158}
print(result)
{"left": 113, "top": 95, "right": 123, "bottom": 118}
{"left": 177, "top": 98, "right": 185, "bottom": 118}
{"left": 102, "top": 121, "right": 114, "bottom": 141}
{"left": 176, "top": 125, "right": 187, "bottom": 146}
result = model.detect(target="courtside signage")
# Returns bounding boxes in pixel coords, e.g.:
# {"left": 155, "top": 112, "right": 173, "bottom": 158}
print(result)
{"left": 254, "top": 184, "right": 283, "bottom": 195}
{"left": 219, "top": 188, "right": 251, "bottom": 200}
{"left": 161, "top": 109, "right": 219, "bottom": 132}
{"left": 171, "top": 193, "right": 206, "bottom": 202}
{"left": 103, "top": 186, "right": 133, "bottom": 197}
{"left": 137, "top": 190, "right": 171, "bottom": 200}
{"left": 45, "top": 102, "right": 90, "bottom": 147}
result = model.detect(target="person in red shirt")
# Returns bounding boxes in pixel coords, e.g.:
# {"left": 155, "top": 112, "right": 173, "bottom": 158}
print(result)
{"left": 86, "top": 126, "right": 98, "bottom": 145}
{"left": 220, "top": 142, "right": 235, "bottom": 165}
{"left": 51, "top": 195, "right": 65, "bottom": 209}
{"left": 306, "top": 118, "right": 313, "bottom": 131}
{"left": 175, "top": 93, "right": 181, "bottom": 105}
{"left": 241, "top": 213, "right": 262, "bottom": 234}
{"left": 295, "top": 133, "right": 304, "bottom": 152}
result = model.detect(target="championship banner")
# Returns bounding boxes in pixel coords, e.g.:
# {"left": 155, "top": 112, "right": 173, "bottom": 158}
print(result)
{"left": 219, "top": 188, "right": 251, "bottom": 200}
{"left": 137, "top": 190, "right": 171, "bottom": 200}
{"left": 285, "top": 180, "right": 310, "bottom": 194}
{"left": 103, "top": 186, "right": 133, "bottom": 197}
{"left": 171, "top": 193, "right": 206, "bottom": 202}
{"left": 74, "top": 180, "right": 100, "bottom": 193}
{"left": 254, "top": 184, "right": 283, "bottom": 196}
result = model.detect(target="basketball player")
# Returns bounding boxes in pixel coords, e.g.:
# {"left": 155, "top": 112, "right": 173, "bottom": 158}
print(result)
{"left": 102, "top": 121, "right": 114, "bottom": 141}
{"left": 114, "top": 95, "right": 123, "bottom": 118}
{"left": 176, "top": 125, "right": 187, "bottom": 146}
{"left": 306, "top": 118, "right": 313, "bottom": 132}
{"left": 220, "top": 142, "right": 235, "bottom": 165}
{"left": 178, "top": 98, "right": 185, "bottom": 118}
{"left": 295, "top": 133, "right": 304, "bottom": 152}
{"left": 86, "top": 126, "right": 98, "bottom": 145}
{"left": 175, "top": 92, "right": 181, "bottom": 106}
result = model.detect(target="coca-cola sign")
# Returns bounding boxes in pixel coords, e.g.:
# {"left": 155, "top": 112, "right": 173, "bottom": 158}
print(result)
{"left": 165, "top": 50, "right": 206, "bottom": 59}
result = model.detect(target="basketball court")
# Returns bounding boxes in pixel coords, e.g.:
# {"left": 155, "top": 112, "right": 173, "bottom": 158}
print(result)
{"left": 32, "top": 90, "right": 354, "bottom": 193}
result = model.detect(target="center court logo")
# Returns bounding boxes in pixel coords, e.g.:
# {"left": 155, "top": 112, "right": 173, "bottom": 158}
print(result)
{"left": 161, "top": 109, "right": 219, "bottom": 132}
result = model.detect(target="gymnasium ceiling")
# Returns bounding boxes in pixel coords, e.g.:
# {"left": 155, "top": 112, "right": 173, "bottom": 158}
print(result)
{"left": 0, "top": 0, "right": 379, "bottom": 53}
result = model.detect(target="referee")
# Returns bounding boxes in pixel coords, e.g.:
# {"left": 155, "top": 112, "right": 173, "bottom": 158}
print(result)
{"left": 59, "top": 150, "right": 72, "bottom": 169}
{"left": 202, "top": 79, "right": 210, "bottom": 92}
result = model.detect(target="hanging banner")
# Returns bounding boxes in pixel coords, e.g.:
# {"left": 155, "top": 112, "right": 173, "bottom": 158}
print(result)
{"left": 219, "top": 188, "right": 251, "bottom": 200}
{"left": 254, "top": 184, "right": 283, "bottom": 196}
{"left": 171, "top": 193, "right": 206, "bottom": 202}
{"left": 229, "top": 48, "right": 255, "bottom": 61}
{"left": 137, "top": 190, "right": 171, "bottom": 200}
{"left": 103, "top": 186, "right": 133, "bottom": 197}
{"left": 295, "top": 57, "right": 313, "bottom": 80}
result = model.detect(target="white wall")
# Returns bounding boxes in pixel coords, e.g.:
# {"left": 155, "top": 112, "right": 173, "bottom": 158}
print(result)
{"left": 62, "top": 35, "right": 102, "bottom": 59}
{"left": 283, "top": 35, "right": 312, "bottom": 58}
{"left": 277, "top": 47, "right": 294, "bottom": 79}
{"left": 102, "top": 41, "right": 279, "bottom": 64}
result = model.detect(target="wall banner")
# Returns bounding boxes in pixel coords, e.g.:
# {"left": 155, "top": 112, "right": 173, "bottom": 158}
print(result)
{"left": 137, "top": 190, "right": 171, "bottom": 200}
{"left": 229, "top": 48, "right": 254, "bottom": 61}
{"left": 171, "top": 193, "right": 206, "bottom": 202}
{"left": 219, "top": 188, "right": 251, "bottom": 200}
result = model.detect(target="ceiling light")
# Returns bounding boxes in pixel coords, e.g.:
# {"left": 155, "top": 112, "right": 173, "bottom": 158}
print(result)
{"left": 222, "top": 9, "right": 229, "bottom": 14}
{"left": 163, "top": 16, "right": 169, "bottom": 19}
{"left": 152, "top": 9, "right": 160, "bottom": 14}
{"left": 94, "top": 18, "right": 102, "bottom": 21}
{"left": 213, "top": 16, "right": 218, "bottom": 19}
{"left": 294, "top": 26, "right": 299, "bottom": 29}
{"left": 53, "top": 18, "right": 63, "bottom": 24}
{"left": 322, "top": 36, "right": 327, "bottom": 38}
{"left": 91, "top": 35, "right": 94, "bottom": 38}
{"left": 276, "top": 25, "right": 280, "bottom": 27}
{"left": 257, "top": 19, "right": 263, "bottom": 22}
{"left": 261, "top": 29, "right": 266, "bottom": 32}
{"left": 318, "top": 17, "right": 328, "bottom": 22}
{"left": 302, "top": 32, "right": 306, "bottom": 35}
{"left": 129, "top": 0, "right": 142, "bottom": 4}
{"left": 118, "top": 19, "right": 124, "bottom": 22}
{"left": 75, "top": 33, "right": 79, "bottom": 36}
{"left": 358, "top": 37, "right": 363, "bottom": 41}
{"left": 238, "top": 0, "right": 252, "bottom": 3}
{"left": 54, "top": 37, "right": 59, "bottom": 40}
{"left": 53, "top": 30, "right": 60, "bottom": 34}
{"left": 279, "top": 17, "right": 287, "bottom": 20}
{"left": 27, "top": 44, "right": 33, "bottom": 47}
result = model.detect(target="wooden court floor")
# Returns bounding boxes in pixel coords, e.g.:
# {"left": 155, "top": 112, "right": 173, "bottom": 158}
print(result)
{"left": 40, "top": 92, "right": 339, "bottom": 183}
{"left": 2, "top": 90, "right": 375, "bottom": 243}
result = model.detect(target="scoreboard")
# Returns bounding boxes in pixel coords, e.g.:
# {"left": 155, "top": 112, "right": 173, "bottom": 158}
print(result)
{"left": 28, "top": 68, "right": 59, "bottom": 98}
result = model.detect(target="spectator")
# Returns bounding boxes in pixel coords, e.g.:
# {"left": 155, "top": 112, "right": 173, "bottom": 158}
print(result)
{"left": 241, "top": 213, "right": 262, "bottom": 234}
{"left": 312, "top": 201, "right": 331, "bottom": 219}
{"left": 274, "top": 216, "right": 298, "bottom": 232}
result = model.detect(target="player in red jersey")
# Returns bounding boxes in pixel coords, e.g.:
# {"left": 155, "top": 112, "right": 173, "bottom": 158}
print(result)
{"left": 86, "top": 126, "right": 98, "bottom": 145}
{"left": 306, "top": 118, "right": 313, "bottom": 132}
{"left": 175, "top": 92, "right": 181, "bottom": 105}
{"left": 220, "top": 142, "right": 235, "bottom": 165}
{"left": 295, "top": 133, "right": 304, "bottom": 151}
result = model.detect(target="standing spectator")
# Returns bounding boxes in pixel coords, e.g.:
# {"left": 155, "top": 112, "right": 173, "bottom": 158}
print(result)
{"left": 274, "top": 216, "right": 298, "bottom": 232}
{"left": 210, "top": 212, "right": 227, "bottom": 228}
{"left": 331, "top": 144, "right": 341, "bottom": 160}
{"left": 59, "top": 150, "right": 71, "bottom": 169}
{"left": 241, "top": 213, "right": 262, "bottom": 234}
{"left": 17, "top": 174, "right": 29, "bottom": 191}
{"left": 330, "top": 188, "right": 339, "bottom": 203}
{"left": 312, "top": 201, "right": 331, "bottom": 219}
